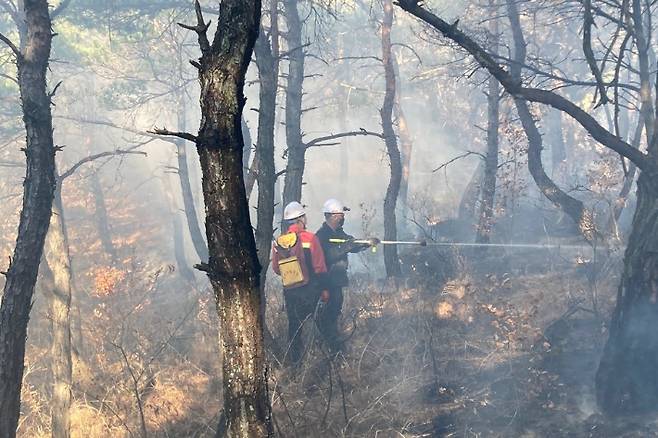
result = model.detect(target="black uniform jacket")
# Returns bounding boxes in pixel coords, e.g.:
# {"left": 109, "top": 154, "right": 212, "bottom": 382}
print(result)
{"left": 316, "top": 222, "right": 365, "bottom": 289}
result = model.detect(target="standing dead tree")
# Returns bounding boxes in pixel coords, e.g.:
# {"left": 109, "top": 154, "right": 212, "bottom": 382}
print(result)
{"left": 152, "top": 0, "right": 273, "bottom": 435}
{"left": 397, "top": 0, "right": 658, "bottom": 414}
{"left": 381, "top": 0, "right": 402, "bottom": 277}
{"left": 0, "top": 2, "right": 58, "bottom": 436}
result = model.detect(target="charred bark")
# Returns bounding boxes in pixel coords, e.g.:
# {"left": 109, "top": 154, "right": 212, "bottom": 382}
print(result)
{"left": 170, "top": 1, "right": 273, "bottom": 435}
{"left": 0, "top": 2, "right": 57, "bottom": 436}
{"left": 44, "top": 181, "right": 72, "bottom": 438}
{"left": 596, "top": 173, "right": 658, "bottom": 413}
{"left": 381, "top": 0, "right": 402, "bottom": 277}
{"left": 476, "top": 9, "right": 499, "bottom": 244}
{"left": 282, "top": 0, "right": 306, "bottom": 207}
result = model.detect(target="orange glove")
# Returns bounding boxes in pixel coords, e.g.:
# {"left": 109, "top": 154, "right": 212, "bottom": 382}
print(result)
{"left": 320, "top": 290, "right": 330, "bottom": 303}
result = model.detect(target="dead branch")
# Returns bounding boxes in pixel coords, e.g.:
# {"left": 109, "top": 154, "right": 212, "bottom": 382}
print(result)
{"left": 395, "top": 0, "right": 654, "bottom": 173}
{"left": 432, "top": 151, "right": 484, "bottom": 173}
{"left": 304, "top": 129, "right": 384, "bottom": 148}
{"left": 178, "top": 0, "right": 211, "bottom": 56}
{"left": 148, "top": 127, "right": 198, "bottom": 143}
{"left": 59, "top": 148, "right": 148, "bottom": 181}
{"left": 0, "top": 32, "right": 21, "bottom": 58}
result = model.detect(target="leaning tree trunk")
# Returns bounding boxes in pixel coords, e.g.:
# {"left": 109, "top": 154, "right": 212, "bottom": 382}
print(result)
{"left": 282, "top": 0, "right": 306, "bottom": 207}
{"left": 381, "top": 0, "right": 402, "bottom": 277}
{"left": 506, "top": 0, "right": 593, "bottom": 240}
{"left": 475, "top": 8, "right": 499, "bottom": 244}
{"left": 0, "top": 2, "right": 57, "bottom": 436}
{"left": 156, "top": 1, "right": 272, "bottom": 435}
{"left": 44, "top": 180, "right": 72, "bottom": 438}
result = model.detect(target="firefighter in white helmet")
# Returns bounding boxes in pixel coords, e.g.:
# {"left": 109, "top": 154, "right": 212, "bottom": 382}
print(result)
{"left": 315, "top": 199, "right": 379, "bottom": 353}
{"left": 272, "top": 201, "right": 329, "bottom": 365}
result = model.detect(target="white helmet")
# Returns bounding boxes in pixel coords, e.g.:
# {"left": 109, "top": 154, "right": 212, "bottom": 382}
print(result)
{"left": 283, "top": 201, "right": 306, "bottom": 220}
{"left": 322, "top": 198, "right": 350, "bottom": 214}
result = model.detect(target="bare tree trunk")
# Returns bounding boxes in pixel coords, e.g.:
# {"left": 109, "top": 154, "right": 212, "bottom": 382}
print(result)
{"left": 506, "top": 0, "right": 593, "bottom": 240}
{"left": 253, "top": 13, "right": 285, "bottom": 361}
{"left": 282, "top": 0, "right": 306, "bottom": 207}
{"left": 381, "top": 0, "right": 402, "bottom": 277}
{"left": 393, "top": 53, "right": 413, "bottom": 223}
{"left": 44, "top": 181, "right": 72, "bottom": 438}
{"left": 547, "top": 109, "right": 567, "bottom": 180}
{"left": 596, "top": 173, "right": 658, "bottom": 413}
{"left": 0, "top": 2, "right": 57, "bottom": 436}
{"left": 90, "top": 172, "right": 117, "bottom": 264}
{"left": 175, "top": 90, "right": 208, "bottom": 262}
{"left": 161, "top": 1, "right": 273, "bottom": 434}
{"left": 476, "top": 8, "right": 499, "bottom": 244}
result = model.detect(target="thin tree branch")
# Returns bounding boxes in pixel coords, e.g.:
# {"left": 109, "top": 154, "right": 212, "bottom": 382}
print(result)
{"left": 395, "top": 0, "right": 653, "bottom": 173}
{"left": 178, "top": 0, "right": 211, "bottom": 56}
{"left": 583, "top": 0, "right": 609, "bottom": 106}
{"left": 304, "top": 129, "right": 384, "bottom": 148}
{"left": 0, "top": 32, "right": 21, "bottom": 58}
{"left": 60, "top": 148, "right": 147, "bottom": 181}
{"left": 149, "top": 127, "right": 198, "bottom": 143}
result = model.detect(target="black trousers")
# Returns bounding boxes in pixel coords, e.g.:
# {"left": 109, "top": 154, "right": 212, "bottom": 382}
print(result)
{"left": 318, "top": 286, "right": 344, "bottom": 353}
{"left": 283, "top": 285, "right": 320, "bottom": 364}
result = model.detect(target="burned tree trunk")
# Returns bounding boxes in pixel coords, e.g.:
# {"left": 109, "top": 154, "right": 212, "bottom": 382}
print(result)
{"left": 475, "top": 9, "right": 499, "bottom": 244}
{"left": 381, "top": 0, "right": 402, "bottom": 277}
{"left": 44, "top": 180, "right": 72, "bottom": 438}
{"left": 0, "top": 2, "right": 57, "bottom": 436}
{"left": 254, "top": 18, "right": 279, "bottom": 286}
{"left": 155, "top": 1, "right": 272, "bottom": 435}
{"left": 596, "top": 173, "right": 658, "bottom": 413}
{"left": 282, "top": 0, "right": 306, "bottom": 207}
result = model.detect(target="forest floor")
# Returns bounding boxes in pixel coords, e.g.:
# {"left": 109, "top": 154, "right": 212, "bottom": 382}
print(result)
{"left": 268, "top": 247, "right": 658, "bottom": 437}
{"left": 17, "top": 246, "right": 658, "bottom": 437}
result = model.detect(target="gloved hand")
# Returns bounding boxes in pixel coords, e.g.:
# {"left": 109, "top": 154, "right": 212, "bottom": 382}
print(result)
{"left": 320, "top": 290, "right": 330, "bottom": 303}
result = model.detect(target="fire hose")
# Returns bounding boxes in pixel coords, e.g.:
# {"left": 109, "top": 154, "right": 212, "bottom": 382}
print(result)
{"left": 328, "top": 238, "right": 592, "bottom": 251}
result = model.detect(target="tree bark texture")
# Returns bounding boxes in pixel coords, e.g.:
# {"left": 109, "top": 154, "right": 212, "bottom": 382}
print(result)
{"left": 254, "top": 22, "right": 279, "bottom": 287}
{"left": 186, "top": 0, "right": 273, "bottom": 435}
{"left": 475, "top": 10, "right": 499, "bottom": 244}
{"left": 0, "top": 2, "right": 57, "bottom": 436}
{"left": 44, "top": 182, "right": 72, "bottom": 438}
{"left": 282, "top": 0, "right": 306, "bottom": 207}
{"left": 381, "top": 0, "right": 402, "bottom": 277}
